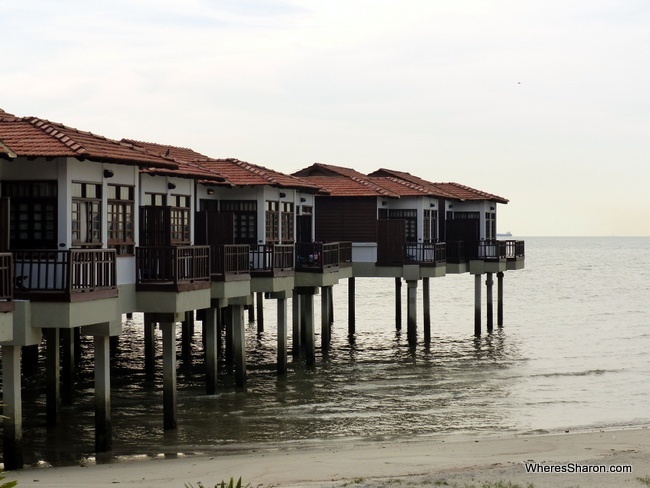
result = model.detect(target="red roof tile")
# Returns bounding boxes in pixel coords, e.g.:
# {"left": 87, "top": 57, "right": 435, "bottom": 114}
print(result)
{"left": 369, "top": 168, "right": 509, "bottom": 204}
{"left": 0, "top": 116, "right": 178, "bottom": 169}
{"left": 125, "top": 140, "right": 322, "bottom": 192}
{"left": 293, "top": 163, "right": 400, "bottom": 197}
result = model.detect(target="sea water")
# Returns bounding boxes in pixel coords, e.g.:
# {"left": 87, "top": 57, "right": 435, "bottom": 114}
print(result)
{"left": 10, "top": 236, "right": 650, "bottom": 466}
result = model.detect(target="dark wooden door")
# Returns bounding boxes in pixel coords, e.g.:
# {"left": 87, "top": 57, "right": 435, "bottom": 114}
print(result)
{"left": 377, "top": 219, "right": 405, "bottom": 265}
{"left": 296, "top": 215, "right": 312, "bottom": 243}
{"left": 195, "top": 211, "right": 235, "bottom": 246}
{"left": 139, "top": 206, "right": 172, "bottom": 247}
{"left": 0, "top": 197, "right": 9, "bottom": 252}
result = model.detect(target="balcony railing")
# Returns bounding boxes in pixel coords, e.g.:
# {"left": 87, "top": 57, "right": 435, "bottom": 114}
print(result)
{"left": 13, "top": 249, "right": 117, "bottom": 301}
{"left": 477, "top": 239, "right": 507, "bottom": 261}
{"left": 0, "top": 252, "right": 14, "bottom": 311}
{"left": 505, "top": 240, "right": 525, "bottom": 259}
{"left": 295, "top": 241, "right": 352, "bottom": 272}
{"left": 136, "top": 245, "right": 211, "bottom": 291}
{"left": 405, "top": 242, "right": 446, "bottom": 265}
{"left": 250, "top": 244, "right": 294, "bottom": 277}
{"left": 211, "top": 244, "right": 250, "bottom": 281}
{"left": 447, "top": 240, "right": 525, "bottom": 263}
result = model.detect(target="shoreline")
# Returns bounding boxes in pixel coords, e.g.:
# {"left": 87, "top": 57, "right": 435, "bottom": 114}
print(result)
{"left": 6, "top": 426, "right": 650, "bottom": 487}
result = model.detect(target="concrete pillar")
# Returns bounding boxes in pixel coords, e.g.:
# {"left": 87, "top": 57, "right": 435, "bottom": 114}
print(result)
{"left": 321, "top": 286, "right": 331, "bottom": 350}
{"left": 328, "top": 286, "right": 334, "bottom": 325}
{"left": 61, "top": 328, "right": 75, "bottom": 405}
{"left": 423, "top": 277, "right": 431, "bottom": 342}
{"left": 2, "top": 345, "right": 23, "bottom": 469}
{"left": 256, "top": 292, "right": 264, "bottom": 333}
{"left": 395, "top": 277, "right": 402, "bottom": 330}
{"left": 300, "top": 294, "right": 308, "bottom": 345}
{"left": 407, "top": 280, "right": 418, "bottom": 345}
{"left": 204, "top": 307, "right": 218, "bottom": 395}
{"left": 348, "top": 277, "right": 356, "bottom": 336}
{"left": 22, "top": 344, "right": 39, "bottom": 377}
{"left": 45, "top": 328, "right": 60, "bottom": 426}
{"left": 292, "top": 289, "right": 301, "bottom": 357}
{"left": 474, "top": 274, "right": 482, "bottom": 336}
{"left": 232, "top": 305, "right": 246, "bottom": 387}
{"left": 486, "top": 272, "right": 494, "bottom": 333}
{"left": 94, "top": 335, "right": 112, "bottom": 452}
{"left": 143, "top": 313, "right": 156, "bottom": 377}
{"left": 161, "top": 321, "right": 177, "bottom": 429}
{"left": 277, "top": 298, "right": 287, "bottom": 375}
{"left": 224, "top": 306, "right": 234, "bottom": 366}
{"left": 247, "top": 303, "right": 255, "bottom": 322}
{"left": 303, "top": 294, "right": 315, "bottom": 366}
{"left": 497, "top": 271, "right": 504, "bottom": 327}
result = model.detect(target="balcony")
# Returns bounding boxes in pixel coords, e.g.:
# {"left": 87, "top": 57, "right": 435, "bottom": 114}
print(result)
{"left": 447, "top": 239, "right": 525, "bottom": 263}
{"left": 295, "top": 241, "right": 352, "bottom": 273}
{"left": 250, "top": 244, "right": 294, "bottom": 278}
{"left": 211, "top": 244, "right": 250, "bottom": 282}
{"left": 404, "top": 242, "right": 446, "bottom": 266}
{"left": 0, "top": 252, "right": 14, "bottom": 312}
{"left": 136, "top": 245, "right": 211, "bottom": 292}
{"left": 13, "top": 249, "right": 117, "bottom": 302}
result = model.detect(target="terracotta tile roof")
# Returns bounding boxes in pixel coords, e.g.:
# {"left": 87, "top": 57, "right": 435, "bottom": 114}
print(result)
{"left": 0, "top": 116, "right": 178, "bottom": 169}
{"left": 369, "top": 168, "right": 509, "bottom": 204}
{"left": 124, "top": 140, "right": 321, "bottom": 192}
{"left": 293, "top": 163, "right": 400, "bottom": 197}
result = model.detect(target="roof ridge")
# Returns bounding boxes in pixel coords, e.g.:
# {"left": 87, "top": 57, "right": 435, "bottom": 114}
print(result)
{"left": 27, "top": 117, "right": 87, "bottom": 154}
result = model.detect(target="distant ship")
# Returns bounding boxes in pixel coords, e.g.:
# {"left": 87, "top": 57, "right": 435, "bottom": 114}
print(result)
{"left": 497, "top": 231, "right": 513, "bottom": 237}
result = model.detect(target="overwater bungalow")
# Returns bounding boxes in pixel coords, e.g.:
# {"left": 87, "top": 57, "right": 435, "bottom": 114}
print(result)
{"left": 0, "top": 108, "right": 525, "bottom": 470}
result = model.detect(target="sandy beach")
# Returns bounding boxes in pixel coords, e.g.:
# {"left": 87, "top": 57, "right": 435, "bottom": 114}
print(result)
{"left": 5, "top": 427, "right": 650, "bottom": 488}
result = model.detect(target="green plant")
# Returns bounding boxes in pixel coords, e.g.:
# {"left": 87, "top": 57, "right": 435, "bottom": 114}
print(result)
{"left": 637, "top": 475, "right": 650, "bottom": 487}
{"left": 0, "top": 471, "right": 17, "bottom": 488}
{"left": 185, "top": 477, "right": 250, "bottom": 488}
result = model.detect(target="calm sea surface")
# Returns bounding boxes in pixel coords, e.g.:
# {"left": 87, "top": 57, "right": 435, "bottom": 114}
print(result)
{"left": 12, "top": 236, "right": 650, "bottom": 466}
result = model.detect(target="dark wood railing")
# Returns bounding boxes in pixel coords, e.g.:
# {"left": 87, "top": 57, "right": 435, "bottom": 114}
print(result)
{"left": 250, "top": 244, "right": 294, "bottom": 276}
{"left": 447, "top": 240, "right": 525, "bottom": 263}
{"left": 476, "top": 239, "right": 507, "bottom": 261}
{"left": 405, "top": 242, "right": 446, "bottom": 265}
{"left": 295, "top": 241, "right": 352, "bottom": 272}
{"left": 211, "top": 244, "right": 250, "bottom": 279}
{"left": 13, "top": 249, "right": 117, "bottom": 300}
{"left": 136, "top": 246, "right": 210, "bottom": 288}
{"left": 505, "top": 240, "right": 525, "bottom": 259}
{"left": 0, "top": 252, "right": 14, "bottom": 310}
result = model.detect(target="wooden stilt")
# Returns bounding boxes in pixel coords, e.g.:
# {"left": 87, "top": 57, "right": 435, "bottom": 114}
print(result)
{"left": 45, "top": 328, "right": 60, "bottom": 426}
{"left": 247, "top": 303, "right": 255, "bottom": 322}
{"left": 161, "top": 322, "right": 177, "bottom": 429}
{"left": 423, "top": 277, "right": 431, "bottom": 342}
{"left": 395, "top": 277, "right": 402, "bottom": 330}
{"left": 321, "top": 286, "right": 330, "bottom": 350}
{"left": 292, "top": 289, "right": 301, "bottom": 357}
{"left": 328, "top": 286, "right": 334, "bottom": 325}
{"left": 232, "top": 305, "right": 246, "bottom": 387}
{"left": 2, "top": 345, "right": 23, "bottom": 470}
{"left": 407, "top": 280, "right": 418, "bottom": 345}
{"left": 143, "top": 314, "right": 156, "bottom": 377}
{"left": 277, "top": 298, "right": 287, "bottom": 374}
{"left": 60, "top": 328, "right": 75, "bottom": 405}
{"left": 204, "top": 307, "right": 218, "bottom": 394}
{"left": 256, "top": 292, "right": 264, "bottom": 333}
{"left": 304, "top": 293, "right": 315, "bottom": 366}
{"left": 474, "top": 274, "right": 482, "bottom": 336}
{"left": 486, "top": 272, "right": 494, "bottom": 333}
{"left": 94, "top": 335, "right": 112, "bottom": 452}
{"left": 348, "top": 277, "right": 356, "bottom": 336}
{"left": 497, "top": 271, "right": 504, "bottom": 326}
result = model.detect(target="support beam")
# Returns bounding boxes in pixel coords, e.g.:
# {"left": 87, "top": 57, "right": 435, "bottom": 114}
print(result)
{"left": 348, "top": 277, "right": 356, "bottom": 336}
{"left": 277, "top": 298, "right": 287, "bottom": 375}
{"left": 321, "top": 286, "right": 331, "bottom": 351}
{"left": 94, "top": 335, "right": 112, "bottom": 452}
{"left": 2, "top": 345, "right": 23, "bottom": 470}
{"left": 328, "top": 286, "right": 334, "bottom": 325}
{"left": 486, "top": 272, "right": 494, "bottom": 333}
{"left": 304, "top": 294, "right": 315, "bottom": 366}
{"left": 247, "top": 303, "right": 255, "bottom": 322}
{"left": 497, "top": 271, "right": 504, "bottom": 327}
{"left": 232, "top": 305, "right": 246, "bottom": 387}
{"left": 224, "top": 307, "right": 234, "bottom": 366}
{"left": 395, "top": 277, "right": 402, "bottom": 330}
{"left": 61, "top": 328, "right": 75, "bottom": 405}
{"left": 292, "top": 289, "right": 301, "bottom": 357}
{"left": 161, "top": 322, "right": 177, "bottom": 429}
{"left": 204, "top": 307, "right": 218, "bottom": 395}
{"left": 143, "top": 314, "right": 156, "bottom": 377}
{"left": 406, "top": 280, "right": 418, "bottom": 345}
{"left": 256, "top": 292, "right": 264, "bottom": 333}
{"left": 182, "top": 311, "right": 193, "bottom": 360}
{"left": 474, "top": 274, "right": 482, "bottom": 336}
{"left": 423, "top": 277, "right": 431, "bottom": 342}
{"left": 45, "top": 328, "right": 60, "bottom": 426}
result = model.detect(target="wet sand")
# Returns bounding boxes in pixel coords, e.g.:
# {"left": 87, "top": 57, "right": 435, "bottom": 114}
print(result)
{"left": 6, "top": 427, "right": 650, "bottom": 487}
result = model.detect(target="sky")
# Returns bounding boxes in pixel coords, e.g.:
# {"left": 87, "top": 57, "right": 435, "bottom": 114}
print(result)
{"left": 2, "top": 0, "right": 649, "bottom": 236}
